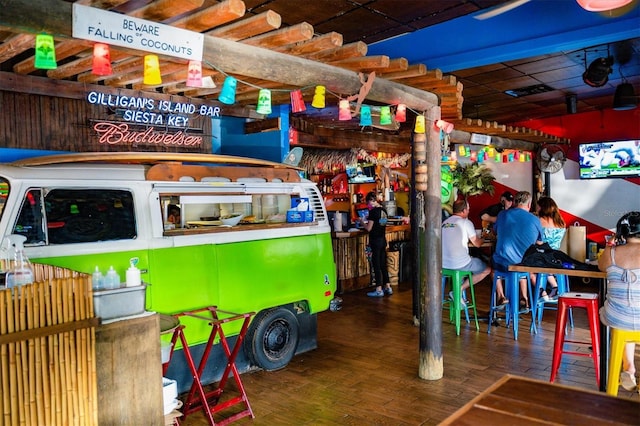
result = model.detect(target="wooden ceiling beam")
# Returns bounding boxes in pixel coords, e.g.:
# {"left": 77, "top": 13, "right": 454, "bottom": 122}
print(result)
{"left": 172, "top": 0, "right": 246, "bottom": 32}
{"left": 206, "top": 10, "right": 281, "bottom": 41}
{"left": 305, "top": 42, "right": 367, "bottom": 62}
{"left": 242, "top": 22, "right": 314, "bottom": 48}
{"left": 378, "top": 58, "right": 409, "bottom": 74}
{"left": 380, "top": 64, "right": 427, "bottom": 80}
{"left": 330, "top": 55, "right": 390, "bottom": 72}
{"left": 2, "top": 0, "right": 440, "bottom": 112}
{"left": 128, "top": 0, "right": 205, "bottom": 21}
{"left": 13, "top": 39, "right": 93, "bottom": 75}
{"left": 276, "top": 32, "right": 343, "bottom": 56}
{"left": 0, "top": 33, "right": 34, "bottom": 63}
{"left": 47, "top": 49, "right": 130, "bottom": 79}
{"left": 75, "top": 0, "right": 129, "bottom": 8}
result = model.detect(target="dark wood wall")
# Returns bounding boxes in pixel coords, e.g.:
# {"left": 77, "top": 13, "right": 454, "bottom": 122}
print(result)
{"left": 0, "top": 90, "right": 212, "bottom": 153}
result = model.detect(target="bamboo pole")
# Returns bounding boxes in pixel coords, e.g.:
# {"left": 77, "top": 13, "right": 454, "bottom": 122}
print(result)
{"left": 15, "top": 286, "right": 26, "bottom": 426}
{"left": 1, "top": 289, "right": 9, "bottom": 426}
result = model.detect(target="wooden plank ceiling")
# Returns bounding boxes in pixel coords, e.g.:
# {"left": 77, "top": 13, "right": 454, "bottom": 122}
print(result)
{"left": 0, "top": 0, "right": 568, "bottom": 146}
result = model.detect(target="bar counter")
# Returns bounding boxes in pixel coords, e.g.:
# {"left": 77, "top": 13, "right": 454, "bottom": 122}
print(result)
{"left": 332, "top": 225, "right": 410, "bottom": 293}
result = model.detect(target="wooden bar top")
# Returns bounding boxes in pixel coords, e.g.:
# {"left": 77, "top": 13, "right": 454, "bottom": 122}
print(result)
{"left": 509, "top": 264, "right": 606, "bottom": 279}
{"left": 441, "top": 375, "right": 639, "bottom": 425}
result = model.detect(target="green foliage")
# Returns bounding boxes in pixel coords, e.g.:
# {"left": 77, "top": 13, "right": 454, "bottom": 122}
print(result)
{"left": 451, "top": 163, "right": 496, "bottom": 198}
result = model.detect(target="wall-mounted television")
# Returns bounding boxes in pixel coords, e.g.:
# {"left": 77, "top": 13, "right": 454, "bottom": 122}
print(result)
{"left": 346, "top": 163, "right": 376, "bottom": 183}
{"left": 578, "top": 140, "right": 640, "bottom": 179}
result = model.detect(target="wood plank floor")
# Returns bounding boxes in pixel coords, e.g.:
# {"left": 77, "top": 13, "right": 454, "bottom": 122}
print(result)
{"left": 178, "top": 278, "right": 640, "bottom": 425}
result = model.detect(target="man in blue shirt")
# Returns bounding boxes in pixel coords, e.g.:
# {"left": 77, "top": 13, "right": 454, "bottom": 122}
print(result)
{"left": 492, "top": 191, "right": 543, "bottom": 310}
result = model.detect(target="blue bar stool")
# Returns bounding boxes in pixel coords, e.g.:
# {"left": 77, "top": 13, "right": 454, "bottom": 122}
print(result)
{"left": 441, "top": 268, "right": 479, "bottom": 335}
{"left": 488, "top": 270, "right": 534, "bottom": 340}
{"left": 530, "top": 273, "right": 573, "bottom": 333}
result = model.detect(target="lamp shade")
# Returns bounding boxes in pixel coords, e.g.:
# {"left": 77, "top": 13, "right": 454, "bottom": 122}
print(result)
{"left": 582, "top": 57, "right": 612, "bottom": 88}
{"left": 311, "top": 86, "right": 325, "bottom": 108}
{"left": 414, "top": 115, "right": 425, "bottom": 134}
{"left": 92, "top": 43, "right": 112, "bottom": 76}
{"left": 218, "top": 76, "right": 237, "bottom": 104}
{"left": 576, "top": 0, "right": 633, "bottom": 11}
{"left": 359, "top": 105, "right": 372, "bottom": 126}
{"left": 143, "top": 54, "right": 162, "bottom": 85}
{"left": 186, "top": 60, "right": 203, "bottom": 87}
{"left": 338, "top": 99, "right": 351, "bottom": 121}
{"left": 290, "top": 90, "right": 306, "bottom": 113}
{"left": 395, "top": 104, "right": 406, "bottom": 122}
{"left": 256, "top": 89, "right": 272, "bottom": 115}
{"left": 34, "top": 34, "right": 57, "bottom": 70}
{"left": 613, "top": 83, "right": 637, "bottom": 110}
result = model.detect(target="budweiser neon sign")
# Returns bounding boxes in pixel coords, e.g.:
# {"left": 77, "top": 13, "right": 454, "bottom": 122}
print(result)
{"left": 93, "top": 122, "right": 202, "bottom": 147}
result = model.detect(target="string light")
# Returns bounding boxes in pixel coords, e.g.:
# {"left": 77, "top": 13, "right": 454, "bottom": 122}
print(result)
{"left": 34, "top": 34, "right": 57, "bottom": 70}
{"left": 92, "top": 43, "right": 112, "bottom": 76}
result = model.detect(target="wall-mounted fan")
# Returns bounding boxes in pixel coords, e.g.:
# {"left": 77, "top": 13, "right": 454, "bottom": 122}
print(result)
{"left": 537, "top": 145, "right": 567, "bottom": 173}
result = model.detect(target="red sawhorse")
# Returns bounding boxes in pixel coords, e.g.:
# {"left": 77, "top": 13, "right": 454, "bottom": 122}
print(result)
{"left": 162, "top": 306, "right": 255, "bottom": 426}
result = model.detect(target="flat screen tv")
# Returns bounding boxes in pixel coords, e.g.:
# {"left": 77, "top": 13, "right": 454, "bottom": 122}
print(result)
{"left": 578, "top": 140, "right": 640, "bottom": 179}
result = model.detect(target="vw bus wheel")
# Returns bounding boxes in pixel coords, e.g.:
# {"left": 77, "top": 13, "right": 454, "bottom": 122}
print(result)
{"left": 245, "top": 307, "right": 299, "bottom": 371}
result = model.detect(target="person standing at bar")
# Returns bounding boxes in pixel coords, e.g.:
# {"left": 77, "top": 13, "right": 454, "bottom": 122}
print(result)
{"left": 359, "top": 191, "right": 393, "bottom": 297}
{"left": 599, "top": 211, "right": 640, "bottom": 392}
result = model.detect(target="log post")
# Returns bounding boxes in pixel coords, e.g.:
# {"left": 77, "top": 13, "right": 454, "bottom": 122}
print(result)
{"left": 418, "top": 107, "right": 443, "bottom": 381}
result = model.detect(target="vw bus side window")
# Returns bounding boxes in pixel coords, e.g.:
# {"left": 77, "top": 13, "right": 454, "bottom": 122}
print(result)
{"left": 13, "top": 188, "right": 136, "bottom": 245}
{"left": 13, "top": 189, "right": 46, "bottom": 245}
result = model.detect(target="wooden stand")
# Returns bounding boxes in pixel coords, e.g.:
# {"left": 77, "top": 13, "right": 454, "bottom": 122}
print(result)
{"left": 95, "top": 313, "right": 164, "bottom": 426}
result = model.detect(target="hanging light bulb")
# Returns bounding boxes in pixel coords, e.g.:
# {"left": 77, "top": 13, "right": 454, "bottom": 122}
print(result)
{"left": 395, "top": 104, "right": 406, "bottom": 122}
{"left": 256, "top": 89, "right": 272, "bottom": 115}
{"left": 92, "top": 43, "right": 112, "bottom": 76}
{"left": 311, "top": 85, "right": 325, "bottom": 108}
{"left": 290, "top": 90, "right": 306, "bottom": 113}
{"left": 186, "top": 60, "right": 203, "bottom": 87}
{"left": 338, "top": 99, "right": 351, "bottom": 121}
{"left": 414, "top": 115, "right": 425, "bottom": 133}
{"left": 218, "top": 76, "right": 237, "bottom": 104}
{"left": 143, "top": 54, "right": 162, "bottom": 85}
{"left": 379, "top": 106, "right": 392, "bottom": 125}
{"left": 360, "top": 105, "right": 372, "bottom": 126}
{"left": 34, "top": 34, "right": 57, "bottom": 70}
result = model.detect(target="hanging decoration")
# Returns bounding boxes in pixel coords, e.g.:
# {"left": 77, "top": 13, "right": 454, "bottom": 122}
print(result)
{"left": 256, "top": 89, "right": 272, "bottom": 115}
{"left": 143, "top": 54, "right": 162, "bottom": 85}
{"left": 395, "top": 104, "right": 406, "bottom": 122}
{"left": 414, "top": 115, "right": 426, "bottom": 134}
{"left": 186, "top": 60, "right": 203, "bottom": 87}
{"left": 218, "top": 76, "right": 237, "bottom": 104}
{"left": 345, "top": 72, "right": 376, "bottom": 117}
{"left": 311, "top": 85, "right": 326, "bottom": 108}
{"left": 359, "top": 105, "right": 372, "bottom": 126}
{"left": 290, "top": 90, "right": 306, "bottom": 113}
{"left": 92, "top": 43, "right": 111, "bottom": 76}
{"left": 338, "top": 99, "right": 351, "bottom": 121}
{"left": 34, "top": 34, "right": 57, "bottom": 70}
{"left": 355, "top": 148, "right": 411, "bottom": 168}
{"left": 379, "top": 106, "right": 392, "bottom": 125}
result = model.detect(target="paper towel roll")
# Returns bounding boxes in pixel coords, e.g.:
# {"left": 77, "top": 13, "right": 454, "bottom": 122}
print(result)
{"left": 568, "top": 222, "right": 586, "bottom": 262}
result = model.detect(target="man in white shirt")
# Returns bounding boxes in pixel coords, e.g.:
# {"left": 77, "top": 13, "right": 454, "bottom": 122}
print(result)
{"left": 442, "top": 199, "right": 492, "bottom": 305}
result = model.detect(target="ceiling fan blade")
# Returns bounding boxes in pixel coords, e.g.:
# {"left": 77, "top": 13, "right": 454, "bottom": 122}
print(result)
{"left": 473, "top": 0, "right": 531, "bottom": 20}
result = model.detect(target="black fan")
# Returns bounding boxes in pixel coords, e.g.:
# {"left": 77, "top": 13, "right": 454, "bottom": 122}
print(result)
{"left": 537, "top": 145, "right": 566, "bottom": 174}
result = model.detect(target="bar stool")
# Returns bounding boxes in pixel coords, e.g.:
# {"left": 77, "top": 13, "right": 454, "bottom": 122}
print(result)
{"left": 530, "top": 273, "right": 573, "bottom": 333}
{"left": 550, "top": 292, "right": 600, "bottom": 387}
{"left": 606, "top": 328, "right": 640, "bottom": 396}
{"left": 488, "top": 270, "right": 534, "bottom": 340}
{"left": 441, "top": 268, "right": 479, "bottom": 335}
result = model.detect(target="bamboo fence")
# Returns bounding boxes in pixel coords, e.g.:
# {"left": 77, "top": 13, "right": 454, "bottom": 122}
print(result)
{"left": 0, "top": 264, "right": 97, "bottom": 426}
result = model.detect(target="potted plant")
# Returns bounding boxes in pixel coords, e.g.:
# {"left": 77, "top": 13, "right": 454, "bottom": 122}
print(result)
{"left": 443, "top": 162, "right": 495, "bottom": 214}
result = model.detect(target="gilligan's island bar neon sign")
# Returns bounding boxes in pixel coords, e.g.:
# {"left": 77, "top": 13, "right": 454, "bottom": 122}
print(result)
{"left": 87, "top": 91, "right": 221, "bottom": 148}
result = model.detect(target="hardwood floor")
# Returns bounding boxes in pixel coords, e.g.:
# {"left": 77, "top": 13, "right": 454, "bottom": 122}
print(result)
{"left": 177, "top": 278, "right": 639, "bottom": 425}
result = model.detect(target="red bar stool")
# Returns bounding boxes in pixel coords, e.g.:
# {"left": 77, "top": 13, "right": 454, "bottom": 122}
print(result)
{"left": 606, "top": 328, "right": 640, "bottom": 396}
{"left": 550, "top": 292, "right": 600, "bottom": 387}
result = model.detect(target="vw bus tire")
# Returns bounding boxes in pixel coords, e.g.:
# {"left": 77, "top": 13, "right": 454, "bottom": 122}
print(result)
{"left": 245, "top": 307, "right": 299, "bottom": 371}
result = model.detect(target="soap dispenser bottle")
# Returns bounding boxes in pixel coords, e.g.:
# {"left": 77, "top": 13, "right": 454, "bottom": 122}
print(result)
{"left": 126, "top": 257, "right": 141, "bottom": 287}
{"left": 5, "top": 234, "right": 34, "bottom": 289}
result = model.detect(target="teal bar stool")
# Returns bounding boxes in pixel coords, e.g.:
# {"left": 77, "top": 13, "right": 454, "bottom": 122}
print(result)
{"left": 441, "top": 268, "right": 479, "bottom": 335}
{"left": 488, "top": 270, "right": 534, "bottom": 340}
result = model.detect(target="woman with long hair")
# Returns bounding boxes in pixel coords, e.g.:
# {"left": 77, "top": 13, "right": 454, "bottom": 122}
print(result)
{"left": 535, "top": 196, "right": 566, "bottom": 300}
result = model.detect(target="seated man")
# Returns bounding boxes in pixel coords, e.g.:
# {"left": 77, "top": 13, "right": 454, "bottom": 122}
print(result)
{"left": 492, "top": 191, "right": 543, "bottom": 311}
{"left": 479, "top": 191, "right": 513, "bottom": 236}
{"left": 442, "top": 199, "right": 491, "bottom": 306}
